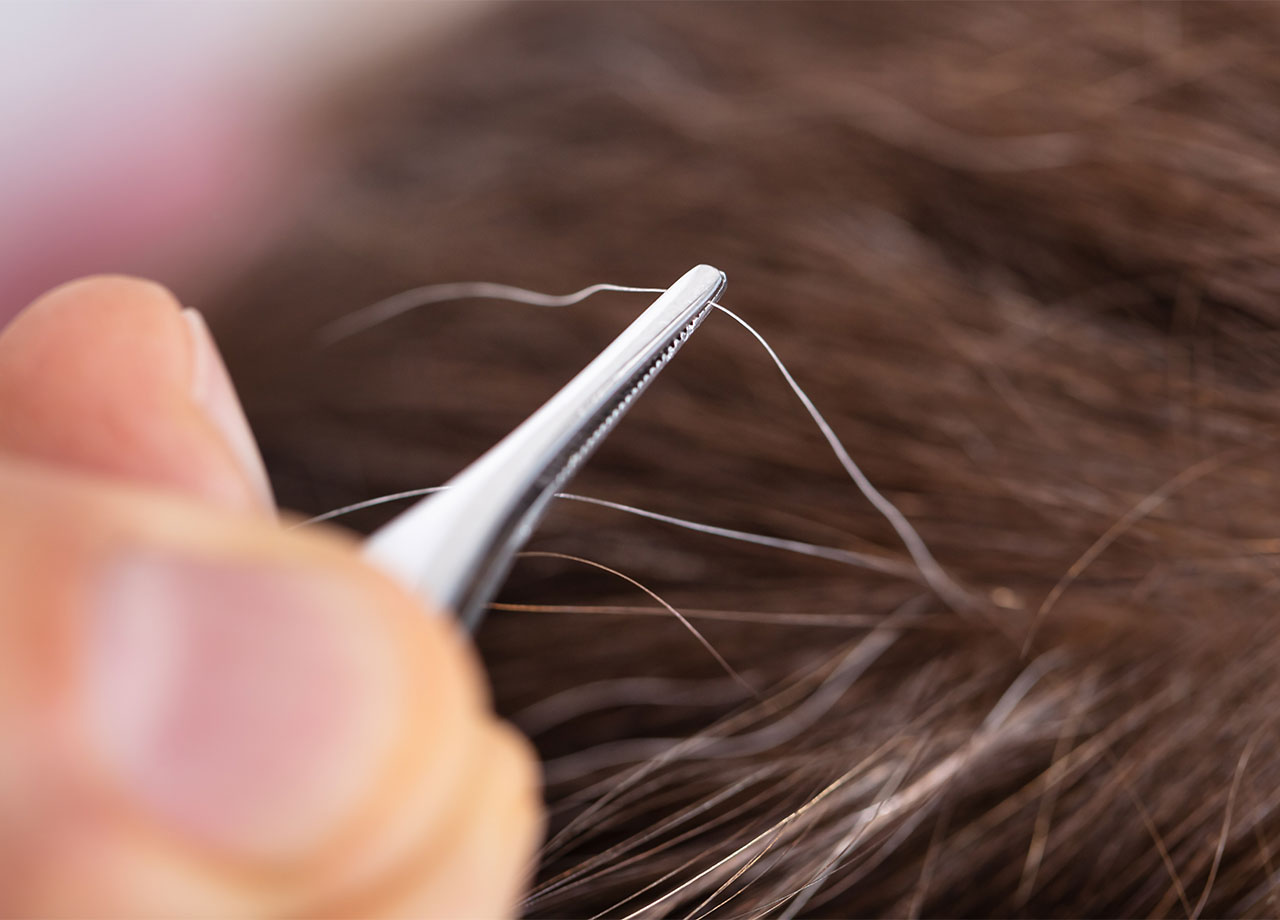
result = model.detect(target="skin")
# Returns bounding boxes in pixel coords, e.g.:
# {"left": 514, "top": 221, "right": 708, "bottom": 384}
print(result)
{"left": 0, "top": 276, "right": 542, "bottom": 917}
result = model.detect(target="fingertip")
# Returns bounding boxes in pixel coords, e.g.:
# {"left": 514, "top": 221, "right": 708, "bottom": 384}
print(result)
{"left": 0, "top": 457, "right": 525, "bottom": 914}
{"left": 4, "top": 275, "right": 190, "bottom": 393}
{"left": 0, "top": 275, "right": 271, "bottom": 514}
{"left": 24, "top": 274, "right": 181, "bottom": 317}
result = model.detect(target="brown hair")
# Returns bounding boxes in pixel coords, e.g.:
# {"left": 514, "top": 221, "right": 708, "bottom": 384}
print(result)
{"left": 211, "top": 3, "right": 1280, "bottom": 915}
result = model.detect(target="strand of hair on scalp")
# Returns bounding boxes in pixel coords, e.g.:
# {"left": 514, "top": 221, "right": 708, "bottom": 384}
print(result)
{"left": 517, "top": 550, "right": 758, "bottom": 699}
{"left": 310, "top": 278, "right": 979, "bottom": 615}
{"left": 303, "top": 487, "right": 921, "bottom": 582}
{"left": 318, "top": 280, "right": 665, "bottom": 344}
{"left": 708, "top": 302, "right": 978, "bottom": 615}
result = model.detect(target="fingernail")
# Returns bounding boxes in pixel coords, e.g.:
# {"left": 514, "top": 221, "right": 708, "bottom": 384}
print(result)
{"left": 82, "top": 552, "right": 395, "bottom": 858}
{"left": 181, "top": 308, "right": 274, "bottom": 511}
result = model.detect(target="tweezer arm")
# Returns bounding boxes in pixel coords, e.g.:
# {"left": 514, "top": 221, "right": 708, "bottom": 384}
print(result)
{"left": 363, "top": 264, "right": 726, "bottom": 629}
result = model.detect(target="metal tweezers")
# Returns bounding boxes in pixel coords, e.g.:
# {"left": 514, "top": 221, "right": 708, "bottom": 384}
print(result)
{"left": 362, "top": 264, "right": 726, "bottom": 629}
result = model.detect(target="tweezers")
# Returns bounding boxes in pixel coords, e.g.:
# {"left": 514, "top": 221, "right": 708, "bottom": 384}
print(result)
{"left": 362, "top": 264, "right": 727, "bottom": 630}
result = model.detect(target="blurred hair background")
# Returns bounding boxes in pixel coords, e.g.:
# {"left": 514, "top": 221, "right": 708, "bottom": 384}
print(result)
{"left": 12, "top": 3, "right": 1280, "bottom": 916}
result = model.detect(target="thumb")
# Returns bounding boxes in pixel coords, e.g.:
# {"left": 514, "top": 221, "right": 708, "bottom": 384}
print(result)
{"left": 0, "top": 276, "right": 273, "bottom": 513}
{"left": 0, "top": 456, "right": 541, "bottom": 917}
{"left": 0, "top": 277, "right": 541, "bottom": 916}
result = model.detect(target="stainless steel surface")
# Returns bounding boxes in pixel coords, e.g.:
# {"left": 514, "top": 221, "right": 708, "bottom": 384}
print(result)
{"left": 363, "top": 264, "right": 727, "bottom": 629}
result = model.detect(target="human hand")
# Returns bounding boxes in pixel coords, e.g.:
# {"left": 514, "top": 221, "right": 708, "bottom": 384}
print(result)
{"left": 0, "top": 277, "right": 542, "bottom": 916}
